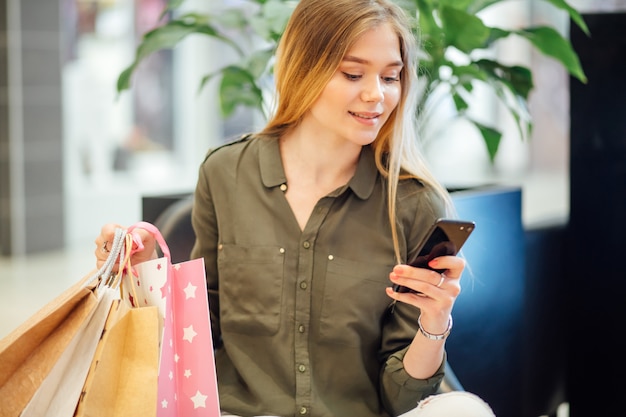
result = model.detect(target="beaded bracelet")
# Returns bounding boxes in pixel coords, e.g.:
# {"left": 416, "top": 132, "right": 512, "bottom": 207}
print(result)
{"left": 418, "top": 315, "right": 453, "bottom": 340}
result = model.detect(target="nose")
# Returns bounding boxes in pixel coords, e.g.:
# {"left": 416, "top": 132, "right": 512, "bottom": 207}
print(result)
{"left": 361, "top": 77, "right": 384, "bottom": 103}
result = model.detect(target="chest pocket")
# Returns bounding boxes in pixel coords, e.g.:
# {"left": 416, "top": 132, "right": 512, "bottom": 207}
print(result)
{"left": 217, "top": 244, "right": 285, "bottom": 335}
{"left": 319, "top": 256, "right": 395, "bottom": 347}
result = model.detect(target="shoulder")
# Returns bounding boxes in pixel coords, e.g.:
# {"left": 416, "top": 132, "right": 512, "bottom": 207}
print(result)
{"left": 202, "top": 133, "right": 255, "bottom": 164}
{"left": 200, "top": 133, "right": 274, "bottom": 170}
{"left": 397, "top": 177, "right": 448, "bottom": 220}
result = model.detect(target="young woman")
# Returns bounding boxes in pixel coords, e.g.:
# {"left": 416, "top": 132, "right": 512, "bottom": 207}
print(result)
{"left": 96, "top": 0, "right": 495, "bottom": 415}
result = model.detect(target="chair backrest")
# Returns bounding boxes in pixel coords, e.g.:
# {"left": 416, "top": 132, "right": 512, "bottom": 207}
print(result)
{"left": 153, "top": 196, "right": 195, "bottom": 264}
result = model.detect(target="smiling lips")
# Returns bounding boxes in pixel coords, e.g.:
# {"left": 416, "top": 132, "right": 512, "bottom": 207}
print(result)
{"left": 349, "top": 111, "right": 382, "bottom": 123}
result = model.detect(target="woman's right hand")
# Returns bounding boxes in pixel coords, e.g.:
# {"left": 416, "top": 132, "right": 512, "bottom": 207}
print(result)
{"left": 94, "top": 223, "right": 158, "bottom": 271}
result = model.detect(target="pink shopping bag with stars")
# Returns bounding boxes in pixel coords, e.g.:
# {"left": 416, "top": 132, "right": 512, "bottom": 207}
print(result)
{"left": 124, "top": 221, "right": 220, "bottom": 417}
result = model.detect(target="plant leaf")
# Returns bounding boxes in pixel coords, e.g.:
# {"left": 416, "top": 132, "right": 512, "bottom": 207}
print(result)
{"left": 117, "top": 18, "right": 243, "bottom": 92}
{"left": 160, "top": 0, "right": 186, "bottom": 20}
{"left": 451, "top": 91, "right": 469, "bottom": 112}
{"left": 415, "top": 0, "right": 443, "bottom": 51}
{"left": 117, "top": 64, "right": 137, "bottom": 93}
{"left": 466, "top": 0, "right": 504, "bottom": 15}
{"left": 440, "top": 6, "right": 491, "bottom": 52}
{"left": 218, "top": 66, "right": 264, "bottom": 116}
{"left": 471, "top": 119, "right": 503, "bottom": 163}
{"left": 475, "top": 59, "right": 534, "bottom": 100}
{"left": 485, "top": 27, "right": 513, "bottom": 47}
{"left": 543, "top": 0, "right": 590, "bottom": 35}
{"left": 517, "top": 26, "right": 587, "bottom": 83}
{"left": 488, "top": 76, "right": 532, "bottom": 143}
{"left": 439, "top": 0, "right": 474, "bottom": 10}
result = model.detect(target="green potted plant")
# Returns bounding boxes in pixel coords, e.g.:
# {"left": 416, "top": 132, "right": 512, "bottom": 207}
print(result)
{"left": 117, "top": 0, "right": 588, "bottom": 163}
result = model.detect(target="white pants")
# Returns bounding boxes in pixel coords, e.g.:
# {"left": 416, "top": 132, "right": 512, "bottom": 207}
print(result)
{"left": 221, "top": 391, "right": 496, "bottom": 417}
{"left": 399, "top": 392, "right": 496, "bottom": 416}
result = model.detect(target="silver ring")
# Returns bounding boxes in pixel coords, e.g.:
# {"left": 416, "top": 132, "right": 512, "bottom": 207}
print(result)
{"left": 436, "top": 273, "right": 446, "bottom": 288}
{"left": 101, "top": 241, "right": 110, "bottom": 254}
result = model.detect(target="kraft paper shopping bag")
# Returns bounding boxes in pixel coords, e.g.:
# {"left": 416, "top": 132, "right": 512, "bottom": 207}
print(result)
{"left": 0, "top": 228, "right": 127, "bottom": 417}
{"left": 0, "top": 275, "right": 99, "bottom": 417}
{"left": 75, "top": 299, "right": 160, "bottom": 417}
{"left": 0, "top": 280, "right": 97, "bottom": 417}
{"left": 20, "top": 286, "right": 118, "bottom": 417}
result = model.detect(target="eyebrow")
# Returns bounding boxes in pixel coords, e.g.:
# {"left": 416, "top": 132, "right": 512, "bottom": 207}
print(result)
{"left": 342, "top": 55, "right": 404, "bottom": 68}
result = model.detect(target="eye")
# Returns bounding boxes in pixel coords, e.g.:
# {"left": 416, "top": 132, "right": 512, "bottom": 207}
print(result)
{"left": 382, "top": 74, "right": 400, "bottom": 83}
{"left": 342, "top": 72, "right": 362, "bottom": 81}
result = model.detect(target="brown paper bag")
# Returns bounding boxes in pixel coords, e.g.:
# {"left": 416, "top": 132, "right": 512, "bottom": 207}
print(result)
{"left": 19, "top": 285, "right": 118, "bottom": 417}
{"left": 0, "top": 274, "right": 99, "bottom": 417}
{"left": 0, "top": 227, "right": 128, "bottom": 417}
{"left": 75, "top": 297, "right": 160, "bottom": 417}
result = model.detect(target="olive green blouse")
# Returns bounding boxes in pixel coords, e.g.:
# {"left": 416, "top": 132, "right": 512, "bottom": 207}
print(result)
{"left": 190, "top": 134, "right": 448, "bottom": 417}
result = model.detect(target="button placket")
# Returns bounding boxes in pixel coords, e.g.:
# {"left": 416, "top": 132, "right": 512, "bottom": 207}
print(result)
{"left": 292, "top": 198, "right": 333, "bottom": 416}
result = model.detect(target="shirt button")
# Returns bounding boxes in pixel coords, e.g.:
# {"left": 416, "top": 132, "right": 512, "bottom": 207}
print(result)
{"left": 328, "top": 255, "right": 334, "bottom": 260}
{"left": 279, "top": 247, "right": 285, "bottom": 254}
{"left": 300, "top": 282, "right": 308, "bottom": 290}
{"left": 280, "top": 183, "right": 287, "bottom": 192}
{"left": 299, "top": 406, "right": 307, "bottom": 415}
{"left": 298, "top": 324, "right": 305, "bottom": 333}
{"left": 298, "top": 364, "right": 306, "bottom": 372}
{"left": 303, "top": 241, "right": 310, "bottom": 249}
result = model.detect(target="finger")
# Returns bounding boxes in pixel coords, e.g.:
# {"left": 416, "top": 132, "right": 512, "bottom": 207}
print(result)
{"left": 127, "top": 227, "right": 158, "bottom": 264}
{"left": 427, "top": 256, "right": 466, "bottom": 279}
{"left": 94, "top": 223, "right": 123, "bottom": 248}
{"left": 392, "top": 265, "right": 448, "bottom": 288}
{"left": 435, "top": 272, "right": 446, "bottom": 288}
{"left": 94, "top": 223, "right": 125, "bottom": 267}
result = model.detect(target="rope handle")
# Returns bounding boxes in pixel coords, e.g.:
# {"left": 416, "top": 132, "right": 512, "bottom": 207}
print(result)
{"left": 87, "top": 227, "right": 127, "bottom": 286}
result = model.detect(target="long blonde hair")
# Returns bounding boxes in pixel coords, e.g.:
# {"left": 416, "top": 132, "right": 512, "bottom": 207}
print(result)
{"left": 260, "top": 0, "right": 453, "bottom": 263}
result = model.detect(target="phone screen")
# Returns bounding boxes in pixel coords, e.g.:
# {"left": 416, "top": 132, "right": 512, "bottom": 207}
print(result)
{"left": 393, "top": 219, "right": 475, "bottom": 294}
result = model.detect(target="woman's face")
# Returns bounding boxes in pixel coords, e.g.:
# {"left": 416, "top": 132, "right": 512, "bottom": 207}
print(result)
{"left": 304, "top": 22, "right": 403, "bottom": 147}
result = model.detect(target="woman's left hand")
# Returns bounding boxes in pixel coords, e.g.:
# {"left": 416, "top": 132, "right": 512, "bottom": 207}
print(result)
{"left": 385, "top": 255, "right": 465, "bottom": 334}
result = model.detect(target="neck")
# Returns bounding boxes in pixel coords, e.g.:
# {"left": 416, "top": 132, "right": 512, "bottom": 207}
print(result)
{"left": 279, "top": 131, "right": 361, "bottom": 187}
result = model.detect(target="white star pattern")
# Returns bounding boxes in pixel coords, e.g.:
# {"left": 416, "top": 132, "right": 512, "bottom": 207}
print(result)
{"left": 169, "top": 370, "right": 174, "bottom": 380}
{"left": 161, "top": 399, "right": 168, "bottom": 409}
{"left": 183, "top": 282, "right": 197, "bottom": 299}
{"left": 183, "top": 325, "right": 197, "bottom": 343}
{"left": 190, "top": 390, "right": 208, "bottom": 409}
{"left": 184, "top": 369, "right": 192, "bottom": 378}
{"left": 174, "top": 353, "right": 180, "bottom": 362}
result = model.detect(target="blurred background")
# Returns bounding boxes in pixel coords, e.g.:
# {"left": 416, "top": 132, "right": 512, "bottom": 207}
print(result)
{"left": 3, "top": 0, "right": 612, "bottom": 257}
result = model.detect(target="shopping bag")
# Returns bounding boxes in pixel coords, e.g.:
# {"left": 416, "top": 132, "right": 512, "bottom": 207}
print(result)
{"left": 0, "top": 275, "right": 99, "bottom": 417}
{"left": 19, "top": 285, "right": 118, "bottom": 417}
{"left": 0, "top": 228, "right": 127, "bottom": 417}
{"left": 124, "top": 221, "right": 220, "bottom": 417}
{"left": 74, "top": 298, "right": 160, "bottom": 417}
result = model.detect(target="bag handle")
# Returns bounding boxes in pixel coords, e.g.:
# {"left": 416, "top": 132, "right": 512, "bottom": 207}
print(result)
{"left": 127, "top": 221, "right": 171, "bottom": 261}
{"left": 87, "top": 227, "right": 127, "bottom": 286}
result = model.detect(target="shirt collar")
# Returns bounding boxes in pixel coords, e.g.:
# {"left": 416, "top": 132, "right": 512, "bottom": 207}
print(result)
{"left": 259, "top": 135, "right": 378, "bottom": 200}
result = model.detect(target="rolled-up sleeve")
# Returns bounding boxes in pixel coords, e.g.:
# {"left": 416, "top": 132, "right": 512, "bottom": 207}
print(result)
{"left": 380, "top": 346, "right": 445, "bottom": 416}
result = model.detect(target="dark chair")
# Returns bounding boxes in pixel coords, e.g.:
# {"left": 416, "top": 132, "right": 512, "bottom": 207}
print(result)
{"left": 151, "top": 196, "right": 464, "bottom": 393}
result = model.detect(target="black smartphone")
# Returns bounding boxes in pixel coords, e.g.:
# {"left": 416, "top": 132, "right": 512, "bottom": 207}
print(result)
{"left": 392, "top": 218, "right": 476, "bottom": 293}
